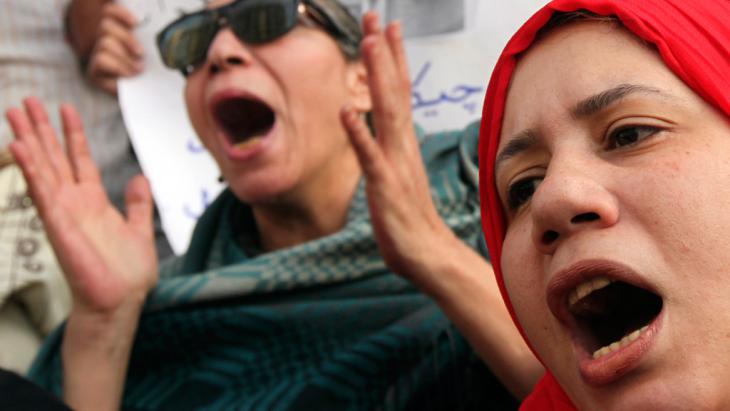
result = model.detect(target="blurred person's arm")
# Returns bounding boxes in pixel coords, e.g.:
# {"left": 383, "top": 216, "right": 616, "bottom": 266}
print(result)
{"left": 66, "top": 0, "right": 144, "bottom": 94}
{"left": 65, "top": 0, "right": 109, "bottom": 60}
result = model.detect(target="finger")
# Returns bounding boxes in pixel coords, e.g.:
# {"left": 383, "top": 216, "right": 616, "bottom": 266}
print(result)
{"left": 124, "top": 175, "right": 154, "bottom": 238}
{"left": 385, "top": 21, "right": 412, "bottom": 98}
{"left": 383, "top": 21, "right": 420, "bottom": 159}
{"left": 95, "top": 36, "right": 144, "bottom": 73}
{"left": 24, "top": 97, "right": 75, "bottom": 183}
{"left": 99, "top": 10, "right": 144, "bottom": 58}
{"left": 88, "top": 45, "right": 142, "bottom": 79}
{"left": 341, "top": 106, "right": 387, "bottom": 180}
{"left": 7, "top": 141, "right": 55, "bottom": 213}
{"left": 6, "top": 108, "right": 44, "bottom": 169}
{"left": 101, "top": 2, "right": 138, "bottom": 30}
{"left": 361, "top": 34, "right": 398, "bottom": 123}
{"left": 61, "top": 104, "right": 102, "bottom": 183}
{"left": 362, "top": 11, "right": 381, "bottom": 37}
{"left": 87, "top": 54, "right": 137, "bottom": 93}
{"left": 361, "top": 12, "right": 399, "bottom": 103}
{"left": 360, "top": 16, "right": 411, "bottom": 151}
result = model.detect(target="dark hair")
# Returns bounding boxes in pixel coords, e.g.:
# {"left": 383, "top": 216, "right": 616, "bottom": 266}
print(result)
{"left": 306, "top": 0, "right": 362, "bottom": 61}
{"left": 543, "top": 10, "right": 617, "bottom": 30}
{"left": 533, "top": 10, "right": 651, "bottom": 51}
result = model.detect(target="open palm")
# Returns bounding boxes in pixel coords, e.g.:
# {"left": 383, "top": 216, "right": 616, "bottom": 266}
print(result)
{"left": 7, "top": 97, "right": 157, "bottom": 314}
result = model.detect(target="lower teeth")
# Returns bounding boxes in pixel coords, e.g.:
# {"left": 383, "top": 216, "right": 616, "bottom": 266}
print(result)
{"left": 234, "top": 136, "right": 262, "bottom": 149}
{"left": 592, "top": 325, "right": 649, "bottom": 359}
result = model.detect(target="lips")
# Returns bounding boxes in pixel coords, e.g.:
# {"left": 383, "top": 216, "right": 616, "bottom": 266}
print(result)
{"left": 210, "top": 91, "right": 276, "bottom": 153}
{"left": 547, "top": 259, "right": 664, "bottom": 385}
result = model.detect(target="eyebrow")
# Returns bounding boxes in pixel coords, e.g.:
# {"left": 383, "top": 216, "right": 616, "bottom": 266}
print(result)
{"left": 495, "top": 83, "right": 664, "bottom": 171}
{"left": 494, "top": 129, "right": 539, "bottom": 170}
{"left": 571, "top": 83, "right": 661, "bottom": 118}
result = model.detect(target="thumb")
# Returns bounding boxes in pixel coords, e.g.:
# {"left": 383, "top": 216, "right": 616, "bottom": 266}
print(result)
{"left": 125, "top": 174, "right": 153, "bottom": 235}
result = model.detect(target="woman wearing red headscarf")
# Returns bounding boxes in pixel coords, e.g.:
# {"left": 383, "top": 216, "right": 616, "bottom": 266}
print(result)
{"left": 479, "top": 0, "right": 730, "bottom": 409}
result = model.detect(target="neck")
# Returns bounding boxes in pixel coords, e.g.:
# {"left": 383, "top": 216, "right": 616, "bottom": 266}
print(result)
{"left": 252, "top": 153, "right": 362, "bottom": 252}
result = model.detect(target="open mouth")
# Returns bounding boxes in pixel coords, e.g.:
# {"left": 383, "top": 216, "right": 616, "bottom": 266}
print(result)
{"left": 213, "top": 96, "right": 275, "bottom": 149}
{"left": 567, "top": 276, "right": 663, "bottom": 360}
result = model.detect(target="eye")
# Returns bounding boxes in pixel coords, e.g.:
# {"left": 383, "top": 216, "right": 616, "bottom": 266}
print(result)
{"left": 606, "top": 125, "right": 661, "bottom": 149}
{"left": 508, "top": 177, "right": 543, "bottom": 210}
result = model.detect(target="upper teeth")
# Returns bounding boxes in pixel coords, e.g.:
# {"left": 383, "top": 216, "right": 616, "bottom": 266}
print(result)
{"left": 568, "top": 276, "right": 614, "bottom": 308}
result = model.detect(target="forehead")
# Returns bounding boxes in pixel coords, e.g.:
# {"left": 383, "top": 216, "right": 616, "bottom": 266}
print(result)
{"left": 498, "top": 21, "right": 678, "bottom": 152}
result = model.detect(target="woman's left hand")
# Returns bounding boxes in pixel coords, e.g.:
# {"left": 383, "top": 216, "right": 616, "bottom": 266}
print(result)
{"left": 341, "top": 13, "right": 544, "bottom": 399}
{"left": 340, "top": 13, "right": 460, "bottom": 293}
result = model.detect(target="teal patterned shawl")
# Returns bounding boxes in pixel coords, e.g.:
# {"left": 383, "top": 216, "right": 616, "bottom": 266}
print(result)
{"left": 29, "top": 123, "right": 517, "bottom": 410}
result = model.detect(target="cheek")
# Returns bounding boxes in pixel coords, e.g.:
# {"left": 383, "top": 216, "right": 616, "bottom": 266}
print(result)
{"left": 501, "top": 230, "right": 557, "bottom": 362}
{"left": 282, "top": 52, "right": 349, "bottom": 106}
{"left": 183, "top": 78, "right": 210, "bottom": 145}
{"left": 501, "top": 222, "right": 546, "bottom": 324}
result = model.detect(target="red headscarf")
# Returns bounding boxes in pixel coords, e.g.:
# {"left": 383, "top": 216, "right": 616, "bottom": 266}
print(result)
{"left": 478, "top": 0, "right": 730, "bottom": 408}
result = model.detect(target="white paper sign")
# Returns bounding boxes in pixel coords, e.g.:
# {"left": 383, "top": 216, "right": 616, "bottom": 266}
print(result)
{"left": 118, "top": 0, "right": 225, "bottom": 255}
{"left": 398, "top": 0, "right": 547, "bottom": 132}
{"left": 118, "top": 0, "right": 546, "bottom": 255}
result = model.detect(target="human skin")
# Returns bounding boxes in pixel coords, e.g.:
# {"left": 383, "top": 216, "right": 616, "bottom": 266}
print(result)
{"left": 66, "top": 0, "right": 108, "bottom": 58}
{"left": 66, "top": 0, "right": 143, "bottom": 94}
{"left": 183, "top": 3, "right": 541, "bottom": 394}
{"left": 495, "top": 21, "right": 730, "bottom": 409}
{"left": 7, "top": 3, "right": 541, "bottom": 409}
{"left": 184, "top": 0, "right": 371, "bottom": 251}
{"left": 6, "top": 98, "right": 157, "bottom": 411}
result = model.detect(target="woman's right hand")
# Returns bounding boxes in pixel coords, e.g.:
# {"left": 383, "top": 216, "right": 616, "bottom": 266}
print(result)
{"left": 8, "top": 97, "right": 157, "bottom": 410}
{"left": 6, "top": 97, "right": 157, "bottom": 316}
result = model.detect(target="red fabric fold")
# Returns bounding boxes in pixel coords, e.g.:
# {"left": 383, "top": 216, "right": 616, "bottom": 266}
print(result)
{"left": 477, "top": 0, "right": 730, "bottom": 408}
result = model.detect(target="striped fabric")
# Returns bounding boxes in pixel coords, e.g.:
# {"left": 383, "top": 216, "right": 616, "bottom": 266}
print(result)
{"left": 0, "top": 163, "right": 69, "bottom": 373}
{"left": 30, "top": 122, "right": 518, "bottom": 410}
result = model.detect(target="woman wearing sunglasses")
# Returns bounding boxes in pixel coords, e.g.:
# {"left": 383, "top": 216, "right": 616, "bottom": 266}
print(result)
{"left": 7, "top": 0, "right": 540, "bottom": 409}
{"left": 471, "top": 0, "right": 730, "bottom": 408}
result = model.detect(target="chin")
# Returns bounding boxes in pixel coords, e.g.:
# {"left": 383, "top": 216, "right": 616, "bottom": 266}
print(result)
{"left": 567, "top": 367, "right": 726, "bottom": 411}
{"left": 226, "top": 173, "right": 298, "bottom": 205}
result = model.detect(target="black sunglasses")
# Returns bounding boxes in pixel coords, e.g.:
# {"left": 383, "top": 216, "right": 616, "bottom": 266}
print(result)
{"left": 157, "top": 0, "right": 344, "bottom": 75}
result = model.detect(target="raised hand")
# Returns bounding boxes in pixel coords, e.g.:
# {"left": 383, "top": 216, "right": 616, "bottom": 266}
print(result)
{"left": 340, "top": 14, "right": 544, "bottom": 399}
{"left": 6, "top": 97, "right": 157, "bottom": 316}
{"left": 86, "top": 2, "right": 144, "bottom": 94}
{"left": 7, "top": 97, "right": 158, "bottom": 410}
{"left": 340, "top": 13, "right": 460, "bottom": 293}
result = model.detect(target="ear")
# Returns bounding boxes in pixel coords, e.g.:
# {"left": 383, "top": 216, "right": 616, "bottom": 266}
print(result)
{"left": 345, "top": 60, "right": 372, "bottom": 112}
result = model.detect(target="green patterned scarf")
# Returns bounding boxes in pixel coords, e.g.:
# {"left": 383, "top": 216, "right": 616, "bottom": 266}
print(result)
{"left": 29, "top": 122, "right": 517, "bottom": 410}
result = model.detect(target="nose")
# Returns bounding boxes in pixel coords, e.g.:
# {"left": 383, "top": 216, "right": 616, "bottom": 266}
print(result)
{"left": 530, "top": 162, "right": 619, "bottom": 255}
{"left": 206, "top": 28, "right": 252, "bottom": 74}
